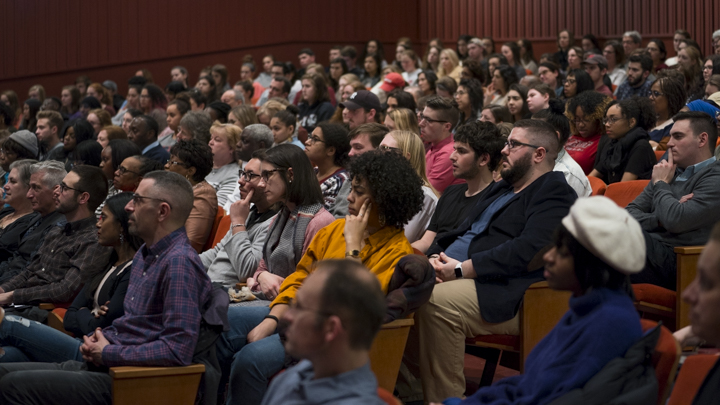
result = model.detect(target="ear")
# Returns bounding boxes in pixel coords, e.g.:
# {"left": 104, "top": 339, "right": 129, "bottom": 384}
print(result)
{"left": 697, "top": 132, "right": 709, "bottom": 148}
{"left": 534, "top": 146, "right": 548, "bottom": 163}
{"left": 323, "top": 315, "right": 344, "bottom": 344}
{"left": 628, "top": 117, "right": 637, "bottom": 129}
{"left": 157, "top": 201, "right": 172, "bottom": 223}
{"left": 286, "top": 167, "right": 294, "bottom": 183}
{"left": 326, "top": 145, "right": 336, "bottom": 159}
{"left": 78, "top": 191, "right": 91, "bottom": 206}
{"left": 187, "top": 166, "right": 197, "bottom": 178}
{"left": 476, "top": 152, "right": 491, "bottom": 167}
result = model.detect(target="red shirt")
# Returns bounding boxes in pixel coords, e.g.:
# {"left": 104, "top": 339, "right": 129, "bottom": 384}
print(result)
{"left": 425, "top": 134, "right": 464, "bottom": 193}
{"left": 565, "top": 133, "right": 602, "bottom": 175}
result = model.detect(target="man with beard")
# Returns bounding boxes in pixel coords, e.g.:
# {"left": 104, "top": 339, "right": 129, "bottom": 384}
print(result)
{"left": 615, "top": 54, "right": 654, "bottom": 100}
{"left": 0, "top": 165, "right": 111, "bottom": 311}
{"left": 402, "top": 120, "right": 577, "bottom": 403}
{"left": 411, "top": 121, "right": 504, "bottom": 254}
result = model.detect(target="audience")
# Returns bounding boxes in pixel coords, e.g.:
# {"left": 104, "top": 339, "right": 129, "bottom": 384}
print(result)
{"left": 177, "top": 110, "right": 213, "bottom": 144}
{"left": 206, "top": 123, "right": 241, "bottom": 207}
{"left": 421, "top": 96, "right": 464, "bottom": 193}
{"left": 348, "top": 123, "right": 389, "bottom": 157}
{"left": 455, "top": 78, "right": 484, "bottom": 126}
{"left": 304, "top": 122, "right": 351, "bottom": 214}
{"left": 60, "top": 119, "right": 94, "bottom": 171}
{"left": 627, "top": 111, "right": 720, "bottom": 290}
{"left": 616, "top": 53, "right": 655, "bottom": 100}
{"left": 97, "top": 139, "right": 141, "bottom": 216}
{"left": 340, "top": 90, "right": 382, "bottom": 131}
{"left": 649, "top": 70, "right": 687, "bottom": 150}
{"left": 269, "top": 106, "right": 304, "bottom": 148}
{"left": 165, "top": 139, "right": 218, "bottom": 252}
{"left": 385, "top": 107, "right": 420, "bottom": 133}
{"left": 0, "top": 172, "right": 216, "bottom": 405}
{"left": 127, "top": 115, "right": 169, "bottom": 164}
{"left": 218, "top": 150, "right": 421, "bottom": 405}
{"left": 113, "top": 155, "right": 162, "bottom": 192}
{"left": 564, "top": 91, "right": 613, "bottom": 174}
{"left": 35, "top": 110, "right": 65, "bottom": 161}
{"left": 582, "top": 54, "right": 613, "bottom": 96}
{"left": 403, "top": 120, "right": 577, "bottom": 403}
{"left": 261, "top": 260, "right": 387, "bottom": 405}
{"left": 0, "top": 160, "right": 40, "bottom": 261}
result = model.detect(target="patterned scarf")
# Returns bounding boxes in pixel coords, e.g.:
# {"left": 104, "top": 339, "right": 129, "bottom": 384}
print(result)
{"left": 263, "top": 203, "right": 324, "bottom": 278}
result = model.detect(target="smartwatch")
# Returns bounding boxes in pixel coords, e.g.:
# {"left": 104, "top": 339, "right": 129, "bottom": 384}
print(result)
{"left": 454, "top": 262, "right": 463, "bottom": 279}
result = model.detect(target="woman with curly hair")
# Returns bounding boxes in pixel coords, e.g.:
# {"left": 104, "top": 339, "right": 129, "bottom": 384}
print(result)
{"left": 216, "top": 149, "right": 422, "bottom": 405}
{"left": 380, "top": 130, "right": 438, "bottom": 242}
{"left": 164, "top": 139, "right": 217, "bottom": 252}
{"left": 304, "top": 122, "right": 351, "bottom": 211}
{"left": 649, "top": 70, "right": 687, "bottom": 150}
{"left": 484, "top": 65, "right": 519, "bottom": 106}
{"left": 384, "top": 108, "right": 420, "bottom": 134}
{"left": 564, "top": 91, "right": 613, "bottom": 174}
{"left": 590, "top": 97, "right": 657, "bottom": 184}
{"left": 455, "top": 78, "right": 484, "bottom": 126}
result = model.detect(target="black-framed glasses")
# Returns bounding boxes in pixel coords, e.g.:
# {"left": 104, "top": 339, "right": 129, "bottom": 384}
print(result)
{"left": 602, "top": 116, "right": 626, "bottom": 126}
{"left": 132, "top": 193, "right": 171, "bottom": 208}
{"left": 379, "top": 144, "right": 401, "bottom": 153}
{"left": 239, "top": 169, "right": 261, "bottom": 182}
{"left": 260, "top": 168, "right": 286, "bottom": 182}
{"left": 419, "top": 113, "right": 448, "bottom": 124}
{"left": 505, "top": 139, "right": 541, "bottom": 150}
{"left": 166, "top": 159, "right": 190, "bottom": 168}
{"left": 649, "top": 90, "right": 664, "bottom": 98}
{"left": 308, "top": 135, "right": 325, "bottom": 144}
{"left": 117, "top": 165, "right": 140, "bottom": 176}
{"left": 564, "top": 79, "right": 576, "bottom": 85}
{"left": 60, "top": 182, "right": 84, "bottom": 193}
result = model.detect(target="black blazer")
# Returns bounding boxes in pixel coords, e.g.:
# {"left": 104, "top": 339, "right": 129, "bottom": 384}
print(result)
{"left": 428, "top": 171, "right": 577, "bottom": 323}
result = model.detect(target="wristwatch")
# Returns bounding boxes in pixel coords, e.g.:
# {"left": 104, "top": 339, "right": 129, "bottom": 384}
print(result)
{"left": 454, "top": 262, "right": 463, "bottom": 279}
{"left": 345, "top": 250, "right": 361, "bottom": 259}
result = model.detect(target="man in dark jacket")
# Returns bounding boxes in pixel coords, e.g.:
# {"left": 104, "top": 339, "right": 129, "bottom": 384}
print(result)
{"left": 403, "top": 120, "right": 577, "bottom": 403}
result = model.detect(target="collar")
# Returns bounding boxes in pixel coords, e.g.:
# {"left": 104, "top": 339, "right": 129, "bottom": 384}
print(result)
{"left": 557, "top": 149, "right": 567, "bottom": 160}
{"left": 676, "top": 156, "right": 716, "bottom": 182}
{"left": 293, "top": 360, "right": 377, "bottom": 403}
{"left": 63, "top": 215, "right": 96, "bottom": 236}
{"left": 141, "top": 227, "right": 186, "bottom": 258}
{"left": 431, "top": 133, "right": 453, "bottom": 150}
{"left": 141, "top": 140, "right": 160, "bottom": 154}
{"left": 365, "top": 223, "right": 404, "bottom": 249}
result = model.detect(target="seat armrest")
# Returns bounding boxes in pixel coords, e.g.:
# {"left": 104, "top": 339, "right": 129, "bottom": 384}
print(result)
{"left": 109, "top": 364, "right": 205, "bottom": 379}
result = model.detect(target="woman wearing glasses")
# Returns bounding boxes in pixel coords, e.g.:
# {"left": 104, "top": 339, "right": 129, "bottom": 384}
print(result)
{"left": 379, "top": 130, "right": 438, "bottom": 243}
{"left": 590, "top": 97, "right": 657, "bottom": 184}
{"left": 564, "top": 91, "right": 613, "bottom": 174}
{"left": 0, "top": 192, "right": 141, "bottom": 363}
{"left": 303, "top": 123, "right": 351, "bottom": 212}
{"left": 649, "top": 71, "right": 687, "bottom": 151}
{"left": 217, "top": 150, "right": 422, "bottom": 405}
{"left": 562, "top": 69, "right": 594, "bottom": 103}
{"left": 164, "top": 139, "right": 217, "bottom": 252}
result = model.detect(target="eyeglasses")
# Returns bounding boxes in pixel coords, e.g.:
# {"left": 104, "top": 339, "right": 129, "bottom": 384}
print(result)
{"left": 505, "top": 139, "right": 540, "bottom": 150}
{"left": 166, "top": 159, "right": 189, "bottom": 167}
{"left": 260, "top": 168, "right": 285, "bottom": 182}
{"left": 132, "top": 193, "right": 171, "bottom": 208}
{"left": 117, "top": 165, "right": 140, "bottom": 176}
{"left": 419, "top": 114, "right": 448, "bottom": 124}
{"left": 564, "top": 79, "right": 576, "bottom": 85}
{"left": 379, "top": 144, "right": 401, "bottom": 153}
{"left": 308, "top": 135, "right": 325, "bottom": 144}
{"left": 454, "top": 90, "right": 467, "bottom": 97}
{"left": 573, "top": 118, "right": 591, "bottom": 126}
{"left": 649, "top": 90, "right": 664, "bottom": 98}
{"left": 238, "top": 169, "right": 261, "bottom": 182}
{"left": 60, "top": 182, "right": 84, "bottom": 193}
{"left": 602, "top": 116, "right": 626, "bottom": 126}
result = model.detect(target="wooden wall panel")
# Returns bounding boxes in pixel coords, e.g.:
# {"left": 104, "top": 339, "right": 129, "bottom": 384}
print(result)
{"left": 1, "top": 0, "right": 717, "bottom": 100}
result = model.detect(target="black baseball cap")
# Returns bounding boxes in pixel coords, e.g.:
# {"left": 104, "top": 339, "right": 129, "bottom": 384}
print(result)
{"left": 339, "top": 90, "right": 381, "bottom": 112}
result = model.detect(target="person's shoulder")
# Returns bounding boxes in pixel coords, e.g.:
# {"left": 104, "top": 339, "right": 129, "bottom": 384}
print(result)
{"left": 438, "top": 183, "right": 468, "bottom": 201}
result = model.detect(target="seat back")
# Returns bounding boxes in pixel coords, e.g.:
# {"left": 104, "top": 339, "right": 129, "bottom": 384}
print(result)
{"left": 212, "top": 216, "right": 232, "bottom": 249}
{"left": 377, "top": 387, "right": 402, "bottom": 405}
{"left": 369, "top": 317, "right": 414, "bottom": 391}
{"left": 587, "top": 176, "right": 607, "bottom": 196}
{"left": 655, "top": 150, "right": 666, "bottom": 162}
{"left": 667, "top": 354, "right": 719, "bottom": 405}
{"left": 640, "top": 319, "right": 681, "bottom": 405}
{"left": 604, "top": 180, "right": 650, "bottom": 208}
{"left": 202, "top": 207, "right": 225, "bottom": 252}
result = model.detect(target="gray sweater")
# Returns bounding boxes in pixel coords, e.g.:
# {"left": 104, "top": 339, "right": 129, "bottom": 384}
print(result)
{"left": 201, "top": 211, "right": 277, "bottom": 287}
{"left": 626, "top": 159, "right": 720, "bottom": 247}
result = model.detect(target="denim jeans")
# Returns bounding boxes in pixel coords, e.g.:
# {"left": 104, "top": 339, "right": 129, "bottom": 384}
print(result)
{"left": 0, "top": 315, "right": 83, "bottom": 363}
{"left": 216, "top": 306, "right": 286, "bottom": 405}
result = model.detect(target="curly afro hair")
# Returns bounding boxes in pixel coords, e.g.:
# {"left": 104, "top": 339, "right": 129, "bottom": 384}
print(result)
{"left": 565, "top": 91, "right": 612, "bottom": 134}
{"left": 607, "top": 96, "right": 657, "bottom": 131}
{"left": 349, "top": 151, "right": 424, "bottom": 229}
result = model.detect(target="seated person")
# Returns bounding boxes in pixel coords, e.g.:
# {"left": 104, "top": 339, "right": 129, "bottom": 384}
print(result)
{"left": 348, "top": 122, "right": 389, "bottom": 157}
{"left": 0, "top": 160, "right": 40, "bottom": 263}
{"left": 412, "top": 121, "right": 504, "bottom": 254}
{"left": 112, "top": 155, "right": 162, "bottom": 192}
{"left": 222, "top": 124, "right": 273, "bottom": 213}
{"left": 201, "top": 151, "right": 278, "bottom": 288}
{"left": 563, "top": 91, "right": 612, "bottom": 174}
{"left": 164, "top": 139, "right": 218, "bottom": 252}
{"left": 217, "top": 150, "right": 423, "bottom": 405}
{"left": 96, "top": 139, "right": 142, "bottom": 218}
{"left": 0, "top": 165, "right": 112, "bottom": 313}
{"left": 379, "top": 130, "right": 438, "bottom": 243}
{"left": 437, "top": 197, "right": 643, "bottom": 405}
{"left": 303, "top": 122, "right": 351, "bottom": 213}
{"left": 245, "top": 144, "right": 335, "bottom": 303}
{"left": 0, "top": 162, "right": 67, "bottom": 284}
{"left": 421, "top": 96, "right": 465, "bottom": 193}
{"left": 590, "top": 97, "right": 657, "bottom": 184}
{"left": 0, "top": 193, "right": 141, "bottom": 362}
{"left": 627, "top": 111, "right": 720, "bottom": 290}
{"left": 680, "top": 221, "right": 720, "bottom": 404}
{"left": 206, "top": 123, "right": 241, "bottom": 207}
{"left": 261, "top": 260, "right": 387, "bottom": 405}
{"left": 534, "top": 99, "right": 592, "bottom": 197}
{"left": 0, "top": 172, "right": 214, "bottom": 404}
{"left": 403, "top": 120, "right": 577, "bottom": 402}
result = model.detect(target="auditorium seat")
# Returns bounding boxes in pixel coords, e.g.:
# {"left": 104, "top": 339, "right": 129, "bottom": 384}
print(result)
{"left": 587, "top": 176, "right": 607, "bottom": 196}
{"left": 213, "top": 215, "right": 232, "bottom": 248}
{"left": 641, "top": 319, "right": 681, "bottom": 405}
{"left": 604, "top": 180, "right": 650, "bottom": 208}
{"left": 666, "top": 354, "right": 719, "bottom": 405}
{"left": 369, "top": 316, "right": 415, "bottom": 391}
{"left": 202, "top": 206, "right": 225, "bottom": 252}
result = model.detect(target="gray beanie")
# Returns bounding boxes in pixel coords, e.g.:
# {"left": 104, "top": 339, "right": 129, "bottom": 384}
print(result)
{"left": 9, "top": 130, "right": 39, "bottom": 158}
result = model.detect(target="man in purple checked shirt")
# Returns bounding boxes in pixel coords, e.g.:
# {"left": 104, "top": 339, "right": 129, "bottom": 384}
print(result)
{"left": 0, "top": 171, "right": 213, "bottom": 405}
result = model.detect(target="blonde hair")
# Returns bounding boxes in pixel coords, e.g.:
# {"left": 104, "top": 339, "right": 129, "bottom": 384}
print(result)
{"left": 257, "top": 99, "right": 288, "bottom": 121}
{"left": 437, "top": 49, "right": 460, "bottom": 79}
{"left": 28, "top": 84, "right": 46, "bottom": 102}
{"left": 387, "top": 130, "right": 439, "bottom": 196}
{"left": 229, "top": 105, "right": 259, "bottom": 129}
{"left": 388, "top": 108, "right": 420, "bottom": 135}
{"left": 210, "top": 123, "right": 242, "bottom": 150}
